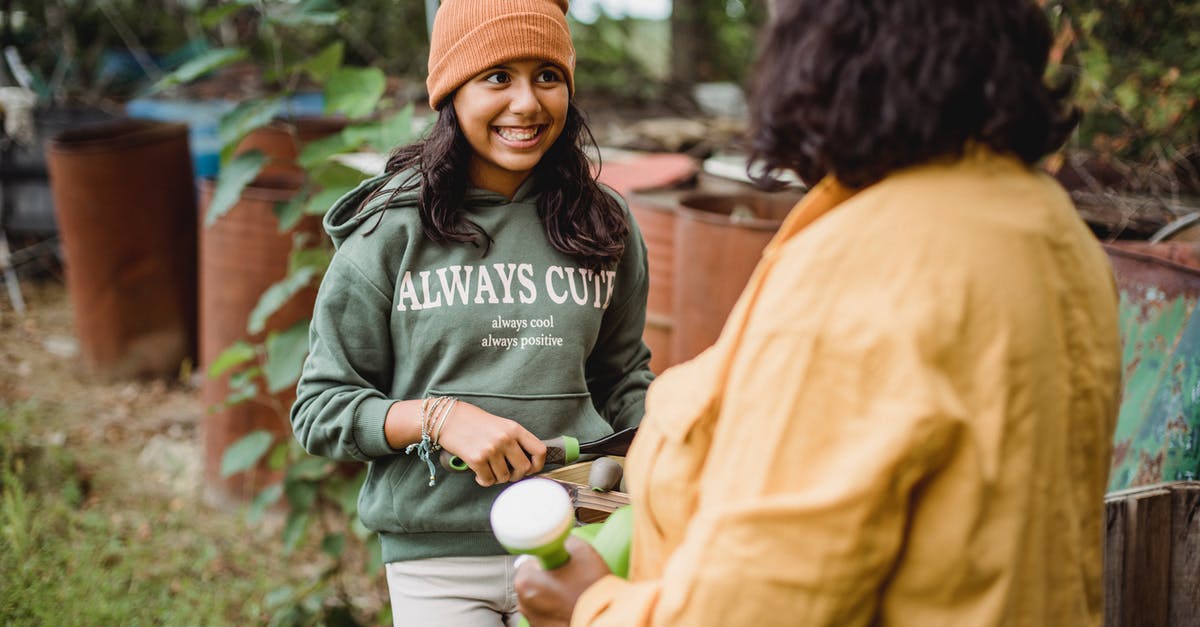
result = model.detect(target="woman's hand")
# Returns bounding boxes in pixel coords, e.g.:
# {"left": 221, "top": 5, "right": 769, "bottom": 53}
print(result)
{"left": 435, "top": 402, "right": 548, "bottom": 486}
{"left": 514, "top": 535, "right": 611, "bottom": 627}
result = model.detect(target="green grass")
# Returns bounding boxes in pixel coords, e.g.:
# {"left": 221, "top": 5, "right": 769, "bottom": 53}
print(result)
{"left": 0, "top": 482, "right": 252, "bottom": 625}
{"left": 0, "top": 401, "right": 385, "bottom": 626}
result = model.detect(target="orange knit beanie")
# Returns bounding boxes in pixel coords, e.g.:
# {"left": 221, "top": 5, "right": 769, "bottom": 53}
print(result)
{"left": 426, "top": 0, "right": 576, "bottom": 109}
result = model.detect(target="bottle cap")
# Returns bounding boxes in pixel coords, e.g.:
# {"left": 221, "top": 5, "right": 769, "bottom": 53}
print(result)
{"left": 490, "top": 478, "right": 574, "bottom": 551}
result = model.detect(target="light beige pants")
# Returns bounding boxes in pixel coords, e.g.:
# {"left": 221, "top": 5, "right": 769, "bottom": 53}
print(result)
{"left": 385, "top": 555, "right": 522, "bottom": 627}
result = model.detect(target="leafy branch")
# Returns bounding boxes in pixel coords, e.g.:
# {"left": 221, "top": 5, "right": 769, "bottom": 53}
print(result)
{"left": 149, "top": 1, "right": 417, "bottom": 623}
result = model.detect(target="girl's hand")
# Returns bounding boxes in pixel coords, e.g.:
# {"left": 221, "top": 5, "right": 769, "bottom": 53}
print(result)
{"left": 514, "top": 535, "right": 611, "bottom": 626}
{"left": 436, "top": 402, "right": 548, "bottom": 486}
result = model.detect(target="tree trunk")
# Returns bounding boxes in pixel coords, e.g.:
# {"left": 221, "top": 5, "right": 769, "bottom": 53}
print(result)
{"left": 670, "top": 0, "right": 708, "bottom": 89}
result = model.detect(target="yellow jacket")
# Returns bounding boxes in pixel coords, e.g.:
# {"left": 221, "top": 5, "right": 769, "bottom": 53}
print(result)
{"left": 574, "top": 149, "right": 1122, "bottom": 626}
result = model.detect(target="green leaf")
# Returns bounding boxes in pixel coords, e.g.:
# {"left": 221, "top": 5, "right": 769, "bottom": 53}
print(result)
{"left": 207, "top": 340, "right": 257, "bottom": 378}
{"left": 264, "top": 585, "right": 297, "bottom": 611}
{"left": 150, "top": 48, "right": 247, "bottom": 93}
{"left": 218, "top": 98, "right": 284, "bottom": 156}
{"left": 1113, "top": 82, "right": 1140, "bottom": 113}
{"left": 289, "top": 230, "right": 319, "bottom": 250}
{"left": 268, "top": 2, "right": 344, "bottom": 27}
{"left": 313, "top": 161, "right": 371, "bottom": 189}
{"left": 300, "top": 42, "right": 344, "bottom": 83}
{"left": 265, "top": 321, "right": 311, "bottom": 393}
{"left": 274, "top": 188, "right": 311, "bottom": 232}
{"left": 298, "top": 132, "right": 361, "bottom": 169}
{"left": 289, "top": 245, "right": 333, "bottom": 274}
{"left": 267, "top": 442, "right": 290, "bottom": 471}
{"left": 247, "top": 266, "right": 318, "bottom": 335}
{"left": 247, "top": 483, "right": 284, "bottom": 524}
{"left": 324, "top": 67, "right": 387, "bottom": 119}
{"left": 220, "top": 430, "right": 275, "bottom": 478}
{"left": 285, "top": 480, "right": 318, "bottom": 512}
{"left": 206, "top": 151, "right": 268, "bottom": 226}
{"left": 320, "top": 470, "right": 365, "bottom": 516}
{"left": 199, "top": 3, "right": 245, "bottom": 28}
{"left": 303, "top": 187, "right": 355, "bottom": 217}
{"left": 377, "top": 104, "right": 414, "bottom": 151}
{"left": 225, "top": 387, "right": 257, "bottom": 407}
{"left": 297, "top": 162, "right": 370, "bottom": 217}
{"left": 225, "top": 369, "right": 260, "bottom": 406}
{"left": 286, "top": 456, "right": 331, "bottom": 482}
{"left": 341, "top": 124, "right": 378, "bottom": 149}
{"left": 321, "top": 533, "right": 346, "bottom": 558}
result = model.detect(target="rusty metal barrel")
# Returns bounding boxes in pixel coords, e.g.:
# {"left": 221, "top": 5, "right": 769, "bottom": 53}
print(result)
{"left": 629, "top": 195, "right": 679, "bottom": 374}
{"left": 197, "top": 175, "right": 322, "bottom": 505}
{"left": 233, "top": 118, "right": 347, "bottom": 181}
{"left": 45, "top": 119, "right": 197, "bottom": 380}
{"left": 596, "top": 152, "right": 697, "bottom": 373}
{"left": 671, "top": 190, "right": 802, "bottom": 364}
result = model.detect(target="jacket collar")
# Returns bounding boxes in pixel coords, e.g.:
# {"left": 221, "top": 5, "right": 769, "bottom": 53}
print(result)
{"left": 765, "top": 176, "right": 857, "bottom": 256}
{"left": 766, "top": 144, "right": 1023, "bottom": 254}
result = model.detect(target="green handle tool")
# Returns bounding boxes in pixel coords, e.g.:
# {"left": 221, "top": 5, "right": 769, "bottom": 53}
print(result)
{"left": 439, "top": 427, "right": 637, "bottom": 472}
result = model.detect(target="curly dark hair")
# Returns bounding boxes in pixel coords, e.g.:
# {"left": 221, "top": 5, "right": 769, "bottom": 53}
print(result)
{"left": 362, "top": 101, "right": 628, "bottom": 271}
{"left": 748, "top": 0, "right": 1080, "bottom": 189}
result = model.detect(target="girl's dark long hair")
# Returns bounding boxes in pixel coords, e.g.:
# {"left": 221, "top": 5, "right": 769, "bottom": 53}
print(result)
{"left": 363, "top": 101, "right": 627, "bottom": 271}
{"left": 748, "top": 0, "right": 1080, "bottom": 189}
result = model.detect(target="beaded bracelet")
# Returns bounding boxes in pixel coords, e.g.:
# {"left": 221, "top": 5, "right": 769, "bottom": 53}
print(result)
{"left": 405, "top": 395, "right": 453, "bottom": 487}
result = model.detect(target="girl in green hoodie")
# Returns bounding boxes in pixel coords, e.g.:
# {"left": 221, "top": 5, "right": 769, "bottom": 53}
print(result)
{"left": 289, "top": 1, "right": 653, "bottom": 625}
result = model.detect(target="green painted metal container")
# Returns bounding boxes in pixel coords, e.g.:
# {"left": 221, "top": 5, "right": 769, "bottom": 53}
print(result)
{"left": 1106, "top": 242, "right": 1200, "bottom": 491}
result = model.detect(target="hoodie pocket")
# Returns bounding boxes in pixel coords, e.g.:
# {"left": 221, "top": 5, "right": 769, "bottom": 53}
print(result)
{"left": 357, "top": 454, "right": 421, "bottom": 534}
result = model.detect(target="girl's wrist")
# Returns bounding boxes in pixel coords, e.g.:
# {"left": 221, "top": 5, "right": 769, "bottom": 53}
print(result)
{"left": 403, "top": 395, "right": 460, "bottom": 487}
{"left": 383, "top": 400, "right": 425, "bottom": 450}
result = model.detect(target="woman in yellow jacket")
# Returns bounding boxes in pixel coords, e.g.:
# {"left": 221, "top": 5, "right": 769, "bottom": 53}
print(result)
{"left": 514, "top": 0, "right": 1123, "bottom": 625}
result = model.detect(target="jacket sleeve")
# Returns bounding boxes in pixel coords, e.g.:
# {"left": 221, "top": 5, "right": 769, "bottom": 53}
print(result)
{"left": 289, "top": 253, "right": 399, "bottom": 462}
{"left": 573, "top": 312, "right": 964, "bottom": 625}
{"left": 585, "top": 201, "right": 655, "bottom": 432}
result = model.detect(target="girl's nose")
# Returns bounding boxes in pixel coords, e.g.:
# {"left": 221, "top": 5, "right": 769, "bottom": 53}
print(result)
{"left": 507, "top": 79, "right": 542, "bottom": 115}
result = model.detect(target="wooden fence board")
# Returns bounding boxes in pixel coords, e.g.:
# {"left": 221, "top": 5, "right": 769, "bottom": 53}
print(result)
{"left": 1169, "top": 485, "right": 1200, "bottom": 625}
{"left": 1104, "top": 482, "right": 1200, "bottom": 626}
{"left": 1105, "top": 500, "right": 1126, "bottom": 627}
{"left": 1125, "top": 489, "right": 1172, "bottom": 627}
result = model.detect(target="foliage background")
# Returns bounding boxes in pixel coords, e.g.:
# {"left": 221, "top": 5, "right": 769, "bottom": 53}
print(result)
{"left": 1045, "top": 0, "right": 1200, "bottom": 195}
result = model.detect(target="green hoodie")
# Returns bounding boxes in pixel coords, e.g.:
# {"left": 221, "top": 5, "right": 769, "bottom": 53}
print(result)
{"left": 290, "top": 170, "right": 654, "bottom": 563}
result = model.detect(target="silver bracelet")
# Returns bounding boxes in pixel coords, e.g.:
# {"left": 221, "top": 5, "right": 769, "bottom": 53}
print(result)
{"left": 431, "top": 398, "right": 457, "bottom": 449}
{"left": 405, "top": 395, "right": 452, "bottom": 487}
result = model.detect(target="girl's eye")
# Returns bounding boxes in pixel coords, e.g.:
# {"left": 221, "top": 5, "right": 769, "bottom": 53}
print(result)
{"left": 535, "top": 69, "right": 562, "bottom": 83}
{"left": 484, "top": 72, "right": 511, "bottom": 84}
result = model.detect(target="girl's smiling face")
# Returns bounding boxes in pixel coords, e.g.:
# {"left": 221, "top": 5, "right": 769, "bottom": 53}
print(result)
{"left": 452, "top": 59, "right": 569, "bottom": 198}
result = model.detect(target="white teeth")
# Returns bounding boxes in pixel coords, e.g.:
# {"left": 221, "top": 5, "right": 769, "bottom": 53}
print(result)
{"left": 496, "top": 126, "right": 539, "bottom": 141}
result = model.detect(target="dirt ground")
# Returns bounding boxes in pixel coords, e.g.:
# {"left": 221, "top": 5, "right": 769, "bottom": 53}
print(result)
{"left": 0, "top": 273, "right": 388, "bottom": 622}
{"left": 1, "top": 276, "right": 207, "bottom": 505}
